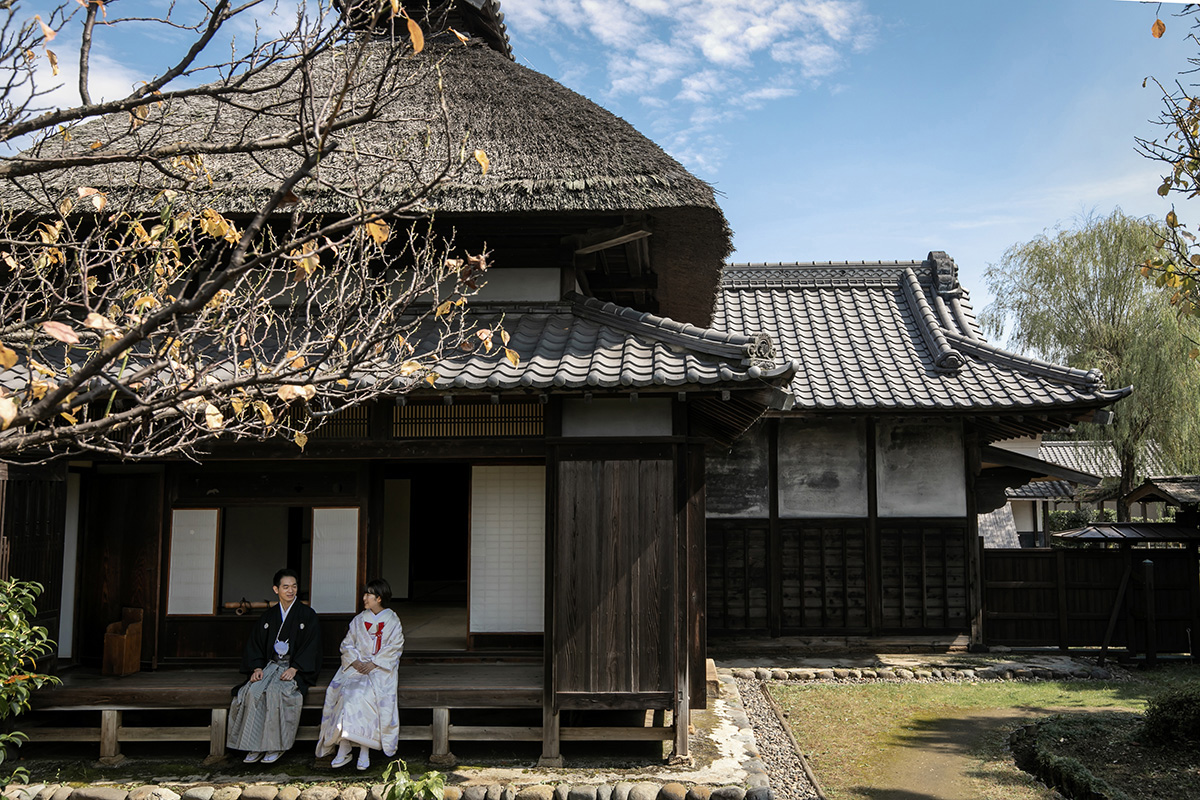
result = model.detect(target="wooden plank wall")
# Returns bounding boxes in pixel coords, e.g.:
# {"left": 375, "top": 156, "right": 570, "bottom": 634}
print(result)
{"left": 2, "top": 466, "right": 67, "bottom": 650}
{"left": 553, "top": 457, "right": 675, "bottom": 706}
{"left": 708, "top": 518, "right": 971, "bottom": 635}
{"left": 983, "top": 547, "right": 1199, "bottom": 653}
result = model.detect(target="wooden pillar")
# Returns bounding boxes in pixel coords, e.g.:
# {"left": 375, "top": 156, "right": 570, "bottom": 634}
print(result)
{"left": 429, "top": 707, "right": 455, "bottom": 766}
{"left": 1191, "top": 543, "right": 1200, "bottom": 663}
{"left": 1055, "top": 548, "right": 1069, "bottom": 650}
{"left": 865, "top": 418, "right": 881, "bottom": 633}
{"left": 767, "top": 419, "right": 782, "bottom": 637}
{"left": 99, "top": 709, "right": 122, "bottom": 762}
{"left": 208, "top": 708, "right": 228, "bottom": 761}
{"left": 539, "top": 705, "right": 562, "bottom": 767}
{"left": 539, "top": 440, "right": 563, "bottom": 768}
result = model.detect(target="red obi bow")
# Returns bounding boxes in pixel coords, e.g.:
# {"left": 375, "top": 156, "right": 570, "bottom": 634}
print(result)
{"left": 365, "top": 621, "right": 384, "bottom": 654}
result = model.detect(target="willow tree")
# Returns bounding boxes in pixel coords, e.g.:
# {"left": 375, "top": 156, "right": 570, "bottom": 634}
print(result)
{"left": 981, "top": 210, "right": 1200, "bottom": 519}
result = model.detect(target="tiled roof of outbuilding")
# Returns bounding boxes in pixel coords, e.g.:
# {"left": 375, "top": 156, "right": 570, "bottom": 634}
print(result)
{"left": 714, "top": 253, "right": 1130, "bottom": 427}
{"left": 1006, "top": 480, "right": 1076, "bottom": 500}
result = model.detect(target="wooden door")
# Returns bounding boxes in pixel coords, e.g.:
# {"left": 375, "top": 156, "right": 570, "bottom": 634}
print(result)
{"left": 552, "top": 457, "right": 676, "bottom": 708}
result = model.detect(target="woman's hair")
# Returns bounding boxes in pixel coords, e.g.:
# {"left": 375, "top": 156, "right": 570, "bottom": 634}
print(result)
{"left": 363, "top": 577, "right": 392, "bottom": 605}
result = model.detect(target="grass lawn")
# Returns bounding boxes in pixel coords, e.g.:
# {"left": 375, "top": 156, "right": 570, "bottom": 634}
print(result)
{"left": 769, "top": 663, "right": 1200, "bottom": 800}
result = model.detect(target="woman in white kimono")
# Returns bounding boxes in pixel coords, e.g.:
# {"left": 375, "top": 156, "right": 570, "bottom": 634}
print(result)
{"left": 315, "top": 578, "right": 403, "bottom": 770}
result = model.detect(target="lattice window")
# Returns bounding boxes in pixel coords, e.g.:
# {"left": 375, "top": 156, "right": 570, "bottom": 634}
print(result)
{"left": 283, "top": 405, "right": 371, "bottom": 439}
{"left": 393, "top": 401, "right": 543, "bottom": 439}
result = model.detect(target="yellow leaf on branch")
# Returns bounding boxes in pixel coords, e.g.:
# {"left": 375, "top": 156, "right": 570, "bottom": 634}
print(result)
{"left": 294, "top": 431, "right": 308, "bottom": 451}
{"left": 364, "top": 219, "right": 390, "bottom": 245}
{"left": 42, "top": 320, "right": 79, "bottom": 344}
{"left": 0, "top": 396, "right": 16, "bottom": 430}
{"left": 255, "top": 400, "right": 275, "bottom": 426}
{"left": 1153, "top": 18, "right": 1166, "bottom": 38}
{"left": 204, "top": 404, "right": 224, "bottom": 430}
{"left": 0, "top": 345, "right": 16, "bottom": 370}
{"left": 406, "top": 16, "right": 425, "bottom": 53}
{"left": 47, "top": 49, "right": 58, "bottom": 76}
{"left": 504, "top": 347, "right": 520, "bottom": 367}
{"left": 474, "top": 149, "right": 490, "bottom": 175}
{"left": 84, "top": 312, "right": 116, "bottom": 331}
{"left": 35, "top": 15, "right": 56, "bottom": 42}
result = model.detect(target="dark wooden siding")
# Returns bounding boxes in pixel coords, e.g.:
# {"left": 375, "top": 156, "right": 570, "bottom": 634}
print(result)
{"left": 708, "top": 518, "right": 969, "bottom": 635}
{"left": 1, "top": 466, "right": 67, "bottom": 650}
{"left": 984, "top": 547, "right": 1199, "bottom": 652}
{"left": 553, "top": 458, "right": 675, "bottom": 703}
{"left": 878, "top": 521, "right": 970, "bottom": 632}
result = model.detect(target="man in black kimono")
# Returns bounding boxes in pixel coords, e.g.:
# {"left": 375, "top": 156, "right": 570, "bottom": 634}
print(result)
{"left": 226, "top": 568, "right": 322, "bottom": 763}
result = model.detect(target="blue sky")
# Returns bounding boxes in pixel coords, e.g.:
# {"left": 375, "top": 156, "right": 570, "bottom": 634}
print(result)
{"left": 19, "top": 0, "right": 1197, "bottom": 315}
{"left": 501, "top": 0, "right": 1195, "bottom": 311}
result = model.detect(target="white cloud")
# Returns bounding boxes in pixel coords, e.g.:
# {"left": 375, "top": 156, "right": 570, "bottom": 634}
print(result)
{"left": 504, "top": 0, "right": 875, "bottom": 176}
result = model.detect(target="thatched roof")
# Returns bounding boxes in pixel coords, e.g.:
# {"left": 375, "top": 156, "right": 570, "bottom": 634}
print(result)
{"left": 7, "top": 37, "right": 724, "bottom": 220}
{"left": 7, "top": 31, "right": 730, "bottom": 324}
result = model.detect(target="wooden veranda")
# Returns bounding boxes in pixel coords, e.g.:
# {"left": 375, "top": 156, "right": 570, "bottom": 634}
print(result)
{"left": 25, "top": 662, "right": 675, "bottom": 763}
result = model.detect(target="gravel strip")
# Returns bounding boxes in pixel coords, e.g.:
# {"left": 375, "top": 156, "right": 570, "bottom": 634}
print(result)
{"left": 735, "top": 680, "right": 819, "bottom": 800}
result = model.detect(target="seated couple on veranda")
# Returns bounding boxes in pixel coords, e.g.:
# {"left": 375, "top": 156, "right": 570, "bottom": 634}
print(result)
{"left": 226, "top": 570, "right": 403, "bottom": 770}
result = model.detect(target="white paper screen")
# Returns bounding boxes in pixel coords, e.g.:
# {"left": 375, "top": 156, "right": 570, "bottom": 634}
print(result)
{"left": 167, "top": 509, "right": 219, "bottom": 615}
{"left": 310, "top": 508, "right": 359, "bottom": 613}
{"left": 470, "top": 466, "right": 544, "bottom": 633}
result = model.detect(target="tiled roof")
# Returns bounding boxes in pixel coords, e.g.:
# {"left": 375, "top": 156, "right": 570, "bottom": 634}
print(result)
{"left": 424, "top": 293, "right": 792, "bottom": 391}
{"left": 977, "top": 505, "right": 1021, "bottom": 548}
{"left": 1037, "top": 440, "right": 1173, "bottom": 479}
{"left": 714, "top": 253, "right": 1131, "bottom": 415}
{"left": 1007, "top": 480, "right": 1075, "bottom": 500}
{"left": 1127, "top": 475, "right": 1200, "bottom": 507}
{"left": 0, "top": 293, "right": 793, "bottom": 398}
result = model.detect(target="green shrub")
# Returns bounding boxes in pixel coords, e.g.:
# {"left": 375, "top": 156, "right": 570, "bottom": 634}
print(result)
{"left": 0, "top": 579, "right": 59, "bottom": 782}
{"left": 1049, "top": 507, "right": 1117, "bottom": 532}
{"left": 1144, "top": 682, "right": 1200, "bottom": 741}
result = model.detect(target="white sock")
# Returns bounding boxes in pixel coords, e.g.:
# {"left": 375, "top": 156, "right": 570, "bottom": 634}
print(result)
{"left": 336, "top": 741, "right": 352, "bottom": 759}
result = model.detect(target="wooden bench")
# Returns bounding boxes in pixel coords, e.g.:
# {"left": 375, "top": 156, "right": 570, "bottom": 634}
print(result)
{"left": 26, "top": 664, "right": 673, "bottom": 764}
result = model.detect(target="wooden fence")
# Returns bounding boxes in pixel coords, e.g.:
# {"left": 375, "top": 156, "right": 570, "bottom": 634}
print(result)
{"left": 982, "top": 546, "right": 1200, "bottom": 654}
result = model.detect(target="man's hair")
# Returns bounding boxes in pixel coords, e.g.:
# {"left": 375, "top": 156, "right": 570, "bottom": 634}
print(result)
{"left": 363, "top": 577, "right": 392, "bottom": 605}
{"left": 273, "top": 568, "right": 299, "bottom": 587}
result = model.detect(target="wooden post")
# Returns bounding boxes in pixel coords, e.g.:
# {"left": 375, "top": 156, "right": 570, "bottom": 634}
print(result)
{"left": 1098, "top": 562, "right": 1132, "bottom": 667}
{"left": 99, "top": 709, "right": 122, "bottom": 763}
{"left": 1144, "top": 559, "right": 1158, "bottom": 669}
{"left": 210, "top": 708, "right": 227, "bottom": 758}
{"left": 1056, "top": 549, "right": 1070, "bottom": 650}
{"left": 429, "top": 707, "right": 455, "bottom": 766}
{"left": 767, "top": 419, "right": 781, "bottom": 637}
{"left": 539, "top": 705, "right": 562, "bottom": 767}
{"left": 865, "top": 419, "right": 881, "bottom": 634}
{"left": 1191, "top": 543, "right": 1200, "bottom": 663}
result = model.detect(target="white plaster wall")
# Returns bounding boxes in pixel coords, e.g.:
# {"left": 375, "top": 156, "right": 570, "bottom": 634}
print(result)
{"left": 778, "top": 419, "right": 868, "bottom": 518}
{"left": 706, "top": 421, "right": 770, "bottom": 518}
{"left": 473, "top": 268, "right": 561, "bottom": 302}
{"left": 876, "top": 420, "right": 967, "bottom": 517}
{"left": 469, "top": 466, "right": 545, "bottom": 633}
{"left": 1010, "top": 500, "right": 1036, "bottom": 531}
{"left": 561, "top": 398, "right": 672, "bottom": 437}
{"left": 167, "top": 509, "right": 221, "bottom": 615}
